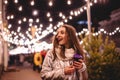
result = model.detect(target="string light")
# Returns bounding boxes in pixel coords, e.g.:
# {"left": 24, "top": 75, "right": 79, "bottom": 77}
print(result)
{"left": 59, "top": 12, "right": 63, "bottom": 17}
{"left": 48, "top": 1, "right": 53, "bottom": 7}
{"left": 67, "top": 0, "right": 72, "bottom": 5}
{"left": 18, "top": 6, "right": 22, "bottom": 11}
{"left": 69, "top": 16, "right": 72, "bottom": 20}
{"left": 3, "top": 0, "right": 119, "bottom": 46}
{"left": 4, "top": 0, "right": 8, "bottom": 4}
{"left": 46, "top": 12, "right": 51, "bottom": 17}
{"left": 36, "top": 18, "right": 40, "bottom": 23}
{"left": 18, "top": 20, "right": 22, "bottom": 24}
{"left": 7, "top": 16, "right": 10, "bottom": 20}
{"left": 14, "top": 0, "right": 18, "bottom": 4}
{"left": 30, "top": 0, "right": 35, "bottom": 6}
{"left": 17, "top": 26, "right": 21, "bottom": 32}
{"left": 29, "top": 18, "right": 33, "bottom": 23}
{"left": 29, "top": 23, "right": 32, "bottom": 27}
{"left": 94, "top": 0, "right": 97, "bottom": 3}
{"left": 8, "top": 24, "right": 12, "bottom": 29}
{"left": 5, "top": 25, "right": 120, "bottom": 45}
{"left": 49, "top": 17, "right": 53, "bottom": 22}
{"left": 33, "top": 10, "right": 38, "bottom": 16}
{"left": 64, "top": 19, "right": 68, "bottom": 23}
{"left": 10, "top": 15, "right": 14, "bottom": 19}
{"left": 23, "top": 17, "right": 27, "bottom": 22}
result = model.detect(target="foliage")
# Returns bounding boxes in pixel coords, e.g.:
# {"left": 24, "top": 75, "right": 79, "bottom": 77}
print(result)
{"left": 81, "top": 33, "right": 120, "bottom": 80}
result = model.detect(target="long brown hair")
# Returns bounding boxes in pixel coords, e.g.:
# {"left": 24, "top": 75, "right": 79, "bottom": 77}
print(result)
{"left": 52, "top": 24, "right": 84, "bottom": 60}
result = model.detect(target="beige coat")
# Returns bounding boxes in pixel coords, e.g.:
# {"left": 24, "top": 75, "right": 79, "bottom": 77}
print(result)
{"left": 40, "top": 48, "right": 86, "bottom": 80}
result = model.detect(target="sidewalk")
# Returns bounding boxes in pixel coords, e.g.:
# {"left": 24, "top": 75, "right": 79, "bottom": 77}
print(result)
{"left": 1, "top": 62, "right": 42, "bottom": 80}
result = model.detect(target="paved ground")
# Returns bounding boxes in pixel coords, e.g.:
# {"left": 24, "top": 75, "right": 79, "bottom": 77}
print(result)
{"left": 1, "top": 62, "right": 42, "bottom": 80}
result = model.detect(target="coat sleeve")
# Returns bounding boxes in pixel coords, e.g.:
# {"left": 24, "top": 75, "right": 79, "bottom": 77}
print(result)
{"left": 40, "top": 50, "right": 65, "bottom": 80}
{"left": 78, "top": 62, "right": 88, "bottom": 80}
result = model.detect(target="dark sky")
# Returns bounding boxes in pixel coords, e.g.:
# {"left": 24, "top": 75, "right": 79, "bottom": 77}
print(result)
{"left": 6, "top": 0, "right": 85, "bottom": 32}
{"left": 83, "top": 0, "right": 120, "bottom": 20}
{"left": 5, "top": 0, "right": 120, "bottom": 34}
{"left": 70, "top": 0, "right": 120, "bottom": 31}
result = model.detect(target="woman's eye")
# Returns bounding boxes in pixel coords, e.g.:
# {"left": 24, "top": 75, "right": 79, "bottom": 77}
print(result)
{"left": 61, "top": 31, "right": 65, "bottom": 34}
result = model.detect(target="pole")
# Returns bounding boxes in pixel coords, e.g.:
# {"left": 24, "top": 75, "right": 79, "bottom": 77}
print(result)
{"left": 0, "top": 0, "right": 3, "bottom": 65}
{"left": 1, "top": 0, "right": 9, "bottom": 71}
{"left": 86, "top": 0, "right": 91, "bottom": 41}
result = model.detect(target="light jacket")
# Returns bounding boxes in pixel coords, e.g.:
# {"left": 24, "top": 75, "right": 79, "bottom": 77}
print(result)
{"left": 40, "top": 48, "right": 86, "bottom": 80}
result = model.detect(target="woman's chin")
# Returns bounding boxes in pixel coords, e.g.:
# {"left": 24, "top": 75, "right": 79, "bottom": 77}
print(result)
{"left": 58, "top": 42, "right": 63, "bottom": 45}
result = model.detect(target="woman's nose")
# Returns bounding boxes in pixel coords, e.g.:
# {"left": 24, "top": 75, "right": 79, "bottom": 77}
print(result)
{"left": 56, "top": 33, "right": 60, "bottom": 37}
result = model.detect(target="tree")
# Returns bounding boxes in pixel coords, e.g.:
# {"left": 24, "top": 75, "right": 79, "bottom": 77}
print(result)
{"left": 81, "top": 33, "right": 120, "bottom": 80}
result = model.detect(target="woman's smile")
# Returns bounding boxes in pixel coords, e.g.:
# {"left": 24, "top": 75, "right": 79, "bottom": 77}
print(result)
{"left": 56, "top": 27, "right": 67, "bottom": 45}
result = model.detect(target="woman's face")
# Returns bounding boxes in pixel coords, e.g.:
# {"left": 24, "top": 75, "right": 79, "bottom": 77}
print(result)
{"left": 56, "top": 27, "right": 68, "bottom": 46}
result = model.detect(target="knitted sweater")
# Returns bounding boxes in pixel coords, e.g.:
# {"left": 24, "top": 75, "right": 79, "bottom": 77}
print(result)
{"left": 40, "top": 48, "right": 86, "bottom": 80}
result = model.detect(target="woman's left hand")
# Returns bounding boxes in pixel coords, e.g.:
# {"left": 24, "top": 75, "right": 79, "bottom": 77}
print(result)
{"left": 73, "top": 59, "right": 84, "bottom": 70}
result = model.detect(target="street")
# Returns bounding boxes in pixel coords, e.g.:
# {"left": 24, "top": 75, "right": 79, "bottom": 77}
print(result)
{"left": 1, "top": 62, "right": 42, "bottom": 80}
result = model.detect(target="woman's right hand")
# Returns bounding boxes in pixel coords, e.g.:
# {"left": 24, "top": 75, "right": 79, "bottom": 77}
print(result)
{"left": 64, "top": 66, "right": 75, "bottom": 75}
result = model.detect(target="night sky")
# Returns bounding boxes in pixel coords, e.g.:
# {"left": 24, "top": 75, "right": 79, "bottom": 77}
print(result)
{"left": 71, "top": 0, "right": 120, "bottom": 31}
{"left": 5, "top": 0, "right": 120, "bottom": 31}
{"left": 5, "top": 0, "right": 120, "bottom": 42}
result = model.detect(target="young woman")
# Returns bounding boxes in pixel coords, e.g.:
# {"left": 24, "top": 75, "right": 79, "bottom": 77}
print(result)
{"left": 41, "top": 24, "right": 88, "bottom": 80}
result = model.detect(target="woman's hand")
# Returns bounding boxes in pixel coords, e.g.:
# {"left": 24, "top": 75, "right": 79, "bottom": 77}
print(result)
{"left": 64, "top": 65, "right": 75, "bottom": 75}
{"left": 73, "top": 59, "right": 83, "bottom": 70}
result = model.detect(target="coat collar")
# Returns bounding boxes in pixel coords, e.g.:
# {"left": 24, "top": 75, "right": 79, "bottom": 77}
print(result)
{"left": 55, "top": 48, "right": 75, "bottom": 60}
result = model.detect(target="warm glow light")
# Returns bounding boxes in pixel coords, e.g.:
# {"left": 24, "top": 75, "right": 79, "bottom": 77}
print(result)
{"left": 62, "top": 15, "right": 65, "bottom": 19}
{"left": 36, "top": 18, "right": 39, "bottom": 23}
{"left": 29, "top": 18, "right": 33, "bottom": 23}
{"left": 23, "top": 17, "right": 27, "bottom": 22}
{"left": 94, "top": 0, "right": 97, "bottom": 3}
{"left": 33, "top": 10, "right": 38, "bottom": 16}
{"left": 14, "top": 0, "right": 18, "bottom": 3}
{"left": 11, "top": 15, "right": 14, "bottom": 19}
{"left": 90, "top": 3, "right": 93, "bottom": 6}
{"left": 18, "top": 6, "right": 22, "bottom": 11}
{"left": 67, "top": 0, "right": 71, "bottom": 5}
{"left": 74, "top": 11, "right": 78, "bottom": 16}
{"left": 49, "top": 17, "right": 53, "bottom": 22}
{"left": 7, "top": 16, "right": 10, "bottom": 20}
{"left": 69, "top": 16, "right": 72, "bottom": 20}
{"left": 0, "top": 21, "right": 2, "bottom": 24}
{"left": 80, "top": 8, "right": 83, "bottom": 12}
{"left": 29, "top": 23, "right": 32, "bottom": 26}
{"left": 40, "top": 24, "right": 43, "bottom": 28}
{"left": 30, "top": 1, "right": 35, "bottom": 6}
{"left": 4, "top": 0, "right": 8, "bottom": 4}
{"left": 8, "top": 24, "right": 12, "bottom": 29}
{"left": 5, "top": 0, "right": 115, "bottom": 46}
{"left": 70, "top": 11, "right": 74, "bottom": 15}
{"left": 59, "top": 12, "right": 63, "bottom": 17}
{"left": 48, "top": 1, "right": 53, "bottom": 6}
{"left": 18, "top": 20, "right": 22, "bottom": 24}
{"left": 17, "top": 26, "right": 21, "bottom": 32}
{"left": 64, "top": 19, "right": 68, "bottom": 23}
{"left": 47, "top": 12, "right": 51, "bottom": 17}
{"left": 84, "top": 6, "right": 87, "bottom": 10}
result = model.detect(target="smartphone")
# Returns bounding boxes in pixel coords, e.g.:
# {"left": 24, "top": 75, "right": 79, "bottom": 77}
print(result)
{"left": 73, "top": 53, "right": 83, "bottom": 62}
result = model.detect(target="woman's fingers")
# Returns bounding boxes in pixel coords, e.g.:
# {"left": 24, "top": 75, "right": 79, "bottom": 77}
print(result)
{"left": 64, "top": 66, "right": 75, "bottom": 75}
{"left": 73, "top": 61, "right": 83, "bottom": 69}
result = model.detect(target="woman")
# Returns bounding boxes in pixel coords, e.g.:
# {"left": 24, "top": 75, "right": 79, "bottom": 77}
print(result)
{"left": 41, "top": 24, "right": 88, "bottom": 80}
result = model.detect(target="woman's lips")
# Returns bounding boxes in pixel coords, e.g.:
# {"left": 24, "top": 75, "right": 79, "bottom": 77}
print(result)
{"left": 57, "top": 38, "right": 62, "bottom": 42}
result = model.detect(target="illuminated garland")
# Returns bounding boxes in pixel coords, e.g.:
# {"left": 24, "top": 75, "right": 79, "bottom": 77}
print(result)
{"left": 2, "top": 0, "right": 118, "bottom": 45}
{"left": 2, "top": 26, "right": 120, "bottom": 46}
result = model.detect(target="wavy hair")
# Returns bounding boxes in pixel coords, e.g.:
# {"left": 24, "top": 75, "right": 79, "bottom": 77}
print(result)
{"left": 52, "top": 24, "right": 84, "bottom": 60}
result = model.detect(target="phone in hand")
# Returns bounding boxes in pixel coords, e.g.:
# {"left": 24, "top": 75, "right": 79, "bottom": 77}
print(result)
{"left": 73, "top": 53, "right": 83, "bottom": 62}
